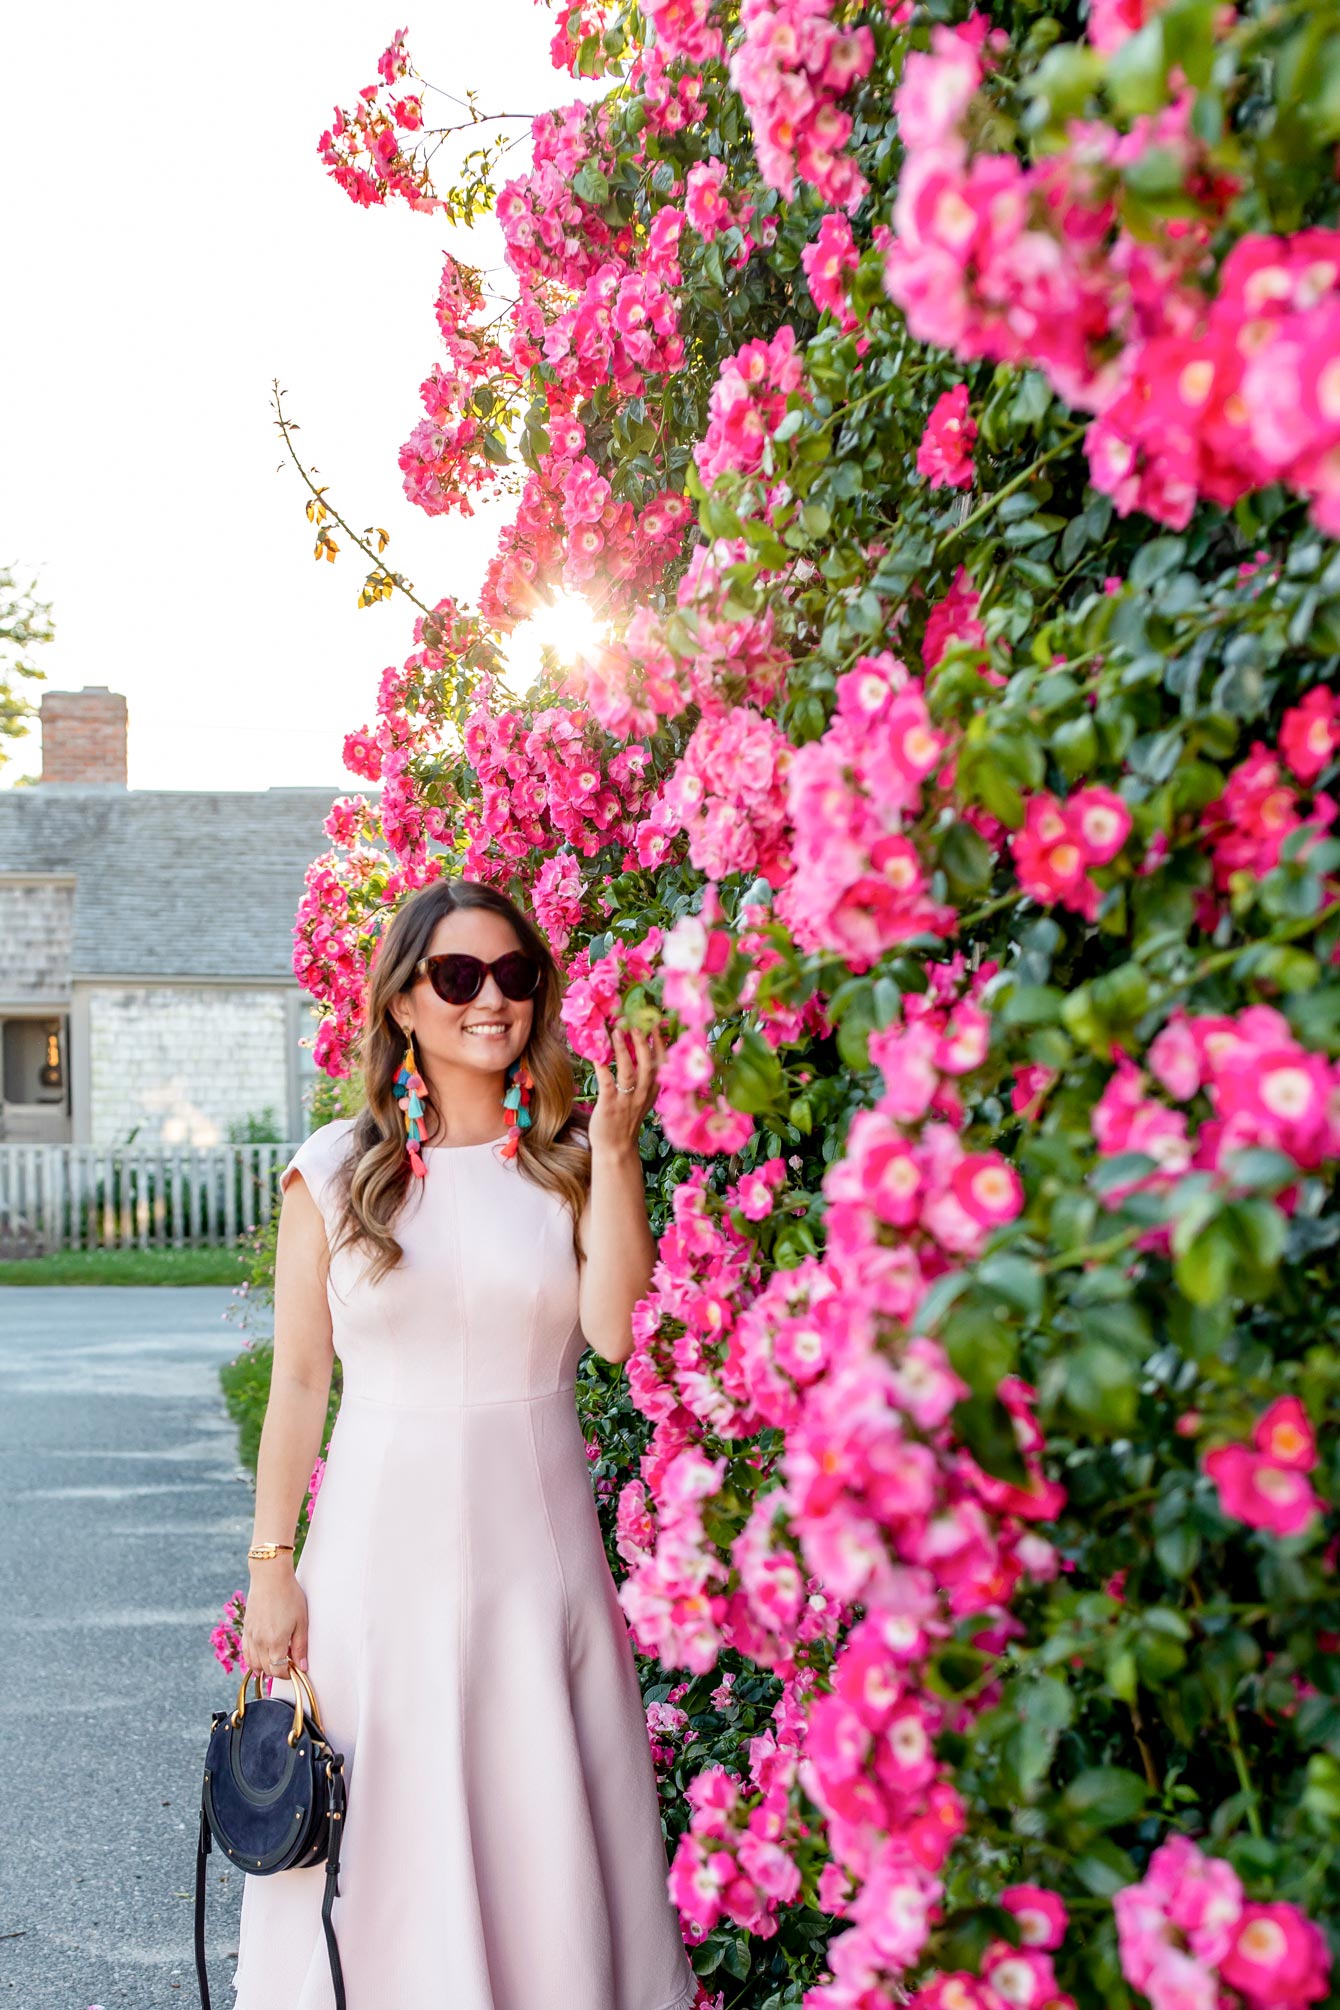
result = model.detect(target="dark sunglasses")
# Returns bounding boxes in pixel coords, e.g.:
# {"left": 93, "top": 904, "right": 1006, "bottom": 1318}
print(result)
{"left": 412, "top": 949, "right": 542, "bottom": 1007}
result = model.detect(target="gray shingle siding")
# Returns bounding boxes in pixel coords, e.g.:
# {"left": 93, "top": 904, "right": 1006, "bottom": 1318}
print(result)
{"left": 0, "top": 879, "right": 75, "bottom": 1001}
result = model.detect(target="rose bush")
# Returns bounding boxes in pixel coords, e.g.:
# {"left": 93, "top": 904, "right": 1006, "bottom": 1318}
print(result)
{"left": 231, "top": 0, "right": 1340, "bottom": 2001}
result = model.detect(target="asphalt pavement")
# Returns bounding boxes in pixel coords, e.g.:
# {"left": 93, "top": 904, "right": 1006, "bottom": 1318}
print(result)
{"left": 0, "top": 1286, "right": 259, "bottom": 2007}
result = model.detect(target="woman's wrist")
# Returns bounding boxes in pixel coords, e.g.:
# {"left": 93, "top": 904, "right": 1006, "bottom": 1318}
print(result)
{"left": 248, "top": 1557, "right": 296, "bottom": 1587}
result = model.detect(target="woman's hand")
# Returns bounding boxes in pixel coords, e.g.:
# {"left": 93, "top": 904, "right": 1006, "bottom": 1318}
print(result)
{"left": 588, "top": 1016, "right": 664, "bottom": 1157}
{"left": 241, "top": 1564, "right": 310, "bottom": 1679}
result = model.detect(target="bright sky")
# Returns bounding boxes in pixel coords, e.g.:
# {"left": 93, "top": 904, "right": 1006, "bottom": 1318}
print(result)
{"left": 1, "top": 2, "right": 593, "bottom": 792}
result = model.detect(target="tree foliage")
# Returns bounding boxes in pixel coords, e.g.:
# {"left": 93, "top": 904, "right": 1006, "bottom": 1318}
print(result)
{"left": 0, "top": 566, "right": 54, "bottom": 777}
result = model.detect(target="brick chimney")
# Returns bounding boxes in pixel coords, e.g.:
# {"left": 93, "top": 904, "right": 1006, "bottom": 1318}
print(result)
{"left": 40, "top": 685, "right": 128, "bottom": 786}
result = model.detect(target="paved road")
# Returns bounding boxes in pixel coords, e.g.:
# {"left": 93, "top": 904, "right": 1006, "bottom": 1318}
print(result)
{"left": 0, "top": 1287, "right": 260, "bottom": 2007}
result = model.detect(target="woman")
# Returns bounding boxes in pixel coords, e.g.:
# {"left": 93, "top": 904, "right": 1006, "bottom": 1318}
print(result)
{"left": 231, "top": 876, "right": 699, "bottom": 2010}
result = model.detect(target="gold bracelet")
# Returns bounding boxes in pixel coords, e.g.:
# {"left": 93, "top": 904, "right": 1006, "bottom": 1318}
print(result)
{"left": 248, "top": 1542, "right": 296, "bottom": 1560}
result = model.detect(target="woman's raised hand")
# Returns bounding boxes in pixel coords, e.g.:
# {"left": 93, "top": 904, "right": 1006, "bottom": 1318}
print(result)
{"left": 588, "top": 1016, "right": 664, "bottom": 1157}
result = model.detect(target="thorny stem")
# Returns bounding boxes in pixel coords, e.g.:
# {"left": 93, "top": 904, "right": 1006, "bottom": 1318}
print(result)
{"left": 421, "top": 110, "right": 538, "bottom": 133}
{"left": 1299, "top": 1845, "right": 1335, "bottom": 1900}
{"left": 940, "top": 426, "right": 1088, "bottom": 548}
{"left": 1094, "top": 1486, "right": 1160, "bottom": 1521}
{"left": 1188, "top": 897, "right": 1340, "bottom": 985}
{"left": 809, "top": 375, "right": 899, "bottom": 438}
{"left": 271, "top": 382, "right": 436, "bottom": 621}
{"left": 1130, "top": 1696, "right": 1161, "bottom": 1795}
{"left": 1132, "top": 894, "right": 1340, "bottom": 1020}
{"left": 417, "top": 81, "right": 538, "bottom": 121}
{"left": 436, "top": 124, "right": 530, "bottom": 160}
{"left": 958, "top": 889, "right": 1026, "bottom": 931}
{"left": 1221, "top": 1697, "right": 1265, "bottom": 1840}
{"left": 1043, "top": 1224, "right": 1144, "bottom": 1273}
{"left": 1187, "top": 1575, "right": 1264, "bottom": 1841}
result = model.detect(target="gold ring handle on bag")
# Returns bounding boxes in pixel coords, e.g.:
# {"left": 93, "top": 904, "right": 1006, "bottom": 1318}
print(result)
{"left": 229, "top": 1667, "right": 267, "bottom": 1726}
{"left": 231, "top": 1658, "right": 329, "bottom": 1745}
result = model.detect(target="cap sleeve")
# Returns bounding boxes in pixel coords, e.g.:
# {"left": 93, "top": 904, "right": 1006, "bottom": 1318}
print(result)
{"left": 280, "top": 1120, "right": 353, "bottom": 1219}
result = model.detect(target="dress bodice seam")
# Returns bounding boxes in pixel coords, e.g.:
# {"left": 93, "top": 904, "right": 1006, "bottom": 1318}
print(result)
{"left": 335, "top": 1385, "right": 578, "bottom": 1412}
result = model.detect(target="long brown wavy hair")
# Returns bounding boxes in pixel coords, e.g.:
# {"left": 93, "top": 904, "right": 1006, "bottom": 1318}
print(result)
{"left": 322, "top": 878, "right": 592, "bottom": 1288}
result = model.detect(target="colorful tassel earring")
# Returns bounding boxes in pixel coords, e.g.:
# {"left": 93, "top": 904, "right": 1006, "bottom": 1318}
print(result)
{"left": 499, "top": 1053, "right": 533, "bottom": 1160}
{"left": 394, "top": 1031, "right": 429, "bottom": 1179}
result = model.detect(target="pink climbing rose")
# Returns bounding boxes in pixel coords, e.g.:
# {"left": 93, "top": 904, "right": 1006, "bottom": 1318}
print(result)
{"left": 1203, "top": 1401, "right": 1323, "bottom": 1537}
{"left": 1280, "top": 686, "right": 1340, "bottom": 784}
{"left": 1219, "top": 1902, "right": 1331, "bottom": 2007}
{"left": 916, "top": 384, "right": 977, "bottom": 490}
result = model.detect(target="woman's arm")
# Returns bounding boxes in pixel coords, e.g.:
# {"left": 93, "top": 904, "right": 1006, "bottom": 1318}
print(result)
{"left": 577, "top": 1016, "right": 664, "bottom": 1367}
{"left": 577, "top": 1140, "right": 658, "bottom": 1367}
{"left": 242, "top": 1173, "right": 334, "bottom": 1669}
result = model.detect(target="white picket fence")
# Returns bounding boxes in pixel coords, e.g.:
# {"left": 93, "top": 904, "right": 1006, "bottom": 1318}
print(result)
{"left": 0, "top": 1141, "right": 303, "bottom": 1258}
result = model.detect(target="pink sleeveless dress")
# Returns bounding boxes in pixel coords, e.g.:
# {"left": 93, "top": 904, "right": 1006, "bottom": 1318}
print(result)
{"left": 230, "top": 1116, "right": 698, "bottom": 2010}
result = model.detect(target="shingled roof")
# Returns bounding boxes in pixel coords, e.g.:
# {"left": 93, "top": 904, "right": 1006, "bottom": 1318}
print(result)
{"left": 0, "top": 784, "right": 382, "bottom": 981}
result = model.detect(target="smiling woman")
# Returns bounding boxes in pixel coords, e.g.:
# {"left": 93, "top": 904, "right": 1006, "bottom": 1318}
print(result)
{"left": 230, "top": 877, "right": 694, "bottom": 2010}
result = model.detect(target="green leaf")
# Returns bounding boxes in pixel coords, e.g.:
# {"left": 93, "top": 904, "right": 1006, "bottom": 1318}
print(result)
{"left": 1090, "top": 1151, "right": 1157, "bottom": 1197}
{"left": 1065, "top": 1339, "right": 1138, "bottom": 1434}
{"left": 1053, "top": 714, "right": 1098, "bottom": 780}
{"left": 1161, "top": 0, "right": 1217, "bottom": 86}
{"left": 1124, "top": 145, "right": 1187, "bottom": 201}
{"left": 1154, "top": 1520, "right": 1201, "bottom": 1580}
{"left": 1219, "top": 1147, "right": 1304, "bottom": 1192}
{"left": 953, "top": 1391, "right": 1031, "bottom": 1487}
{"left": 873, "top": 975, "right": 902, "bottom": 1029}
{"left": 916, "top": 1269, "right": 972, "bottom": 1332}
{"left": 1227, "top": 1196, "right": 1290, "bottom": 1292}
{"left": 825, "top": 975, "right": 874, "bottom": 1024}
{"left": 1137, "top": 1611, "right": 1189, "bottom": 1684}
{"left": 1061, "top": 1766, "right": 1150, "bottom": 1833}
{"left": 975, "top": 761, "right": 1025, "bottom": 827}
{"left": 1106, "top": 1643, "right": 1139, "bottom": 1703}
{"left": 942, "top": 1291, "right": 1019, "bottom": 1396}
{"left": 835, "top": 1007, "right": 875, "bottom": 1073}
{"left": 1026, "top": 41, "right": 1105, "bottom": 125}
{"left": 1073, "top": 1838, "right": 1139, "bottom": 1896}
{"left": 720, "top": 1937, "right": 751, "bottom": 1980}
{"left": 1011, "top": 370, "right": 1054, "bottom": 428}
{"left": 999, "top": 490, "right": 1042, "bottom": 523}
{"left": 1173, "top": 1215, "right": 1236, "bottom": 1306}
{"left": 1106, "top": 19, "right": 1169, "bottom": 116}
{"left": 1078, "top": 1298, "right": 1152, "bottom": 1356}
{"left": 572, "top": 162, "right": 611, "bottom": 206}
{"left": 1060, "top": 984, "right": 1105, "bottom": 1053}
{"left": 1001, "top": 1673, "right": 1074, "bottom": 1798}
{"left": 1001, "top": 984, "right": 1066, "bottom": 1027}
{"left": 1129, "top": 534, "right": 1186, "bottom": 588}
{"left": 977, "top": 1252, "right": 1045, "bottom": 1318}
{"left": 1089, "top": 961, "right": 1150, "bottom": 1031}
{"left": 938, "top": 819, "right": 994, "bottom": 896}
{"left": 723, "top": 1024, "right": 785, "bottom": 1114}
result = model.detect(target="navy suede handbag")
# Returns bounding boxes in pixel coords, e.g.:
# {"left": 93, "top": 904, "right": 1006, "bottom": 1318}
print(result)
{"left": 194, "top": 1660, "right": 348, "bottom": 2008}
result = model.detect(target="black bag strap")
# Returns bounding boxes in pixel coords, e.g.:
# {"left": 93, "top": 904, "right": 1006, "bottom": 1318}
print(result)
{"left": 322, "top": 1759, "right": 348, "bottom": 2010}
{"left": 195, "top": 1805, "right": 213, "bottom": 2010}
{"left": 194, "top": 1761, "right": 347, "bottom": 2010}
